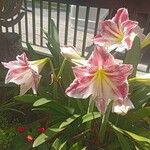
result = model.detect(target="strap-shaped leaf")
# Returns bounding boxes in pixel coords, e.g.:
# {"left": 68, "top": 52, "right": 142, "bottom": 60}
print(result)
{"left": 49, "top": 19, "right": 60, "bottom": 46}
{"left": 33, "top": 112, "right": 100, "bottom": 147}
{"left": 15, "top": 94, "right": 41, "bottom": 103}
{"left": 126, "top": 107, "right": 150, "bottom": 122}
{"left": 33, "top": 128, "right": 64, "bottom": 148}
{"left": 123, "top": 36, "right": 141, "bottom": 77}
{"left": 111, "top": 123, "right": 150, "bottom": 150}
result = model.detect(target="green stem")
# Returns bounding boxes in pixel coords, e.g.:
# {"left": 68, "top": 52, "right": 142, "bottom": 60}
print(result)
{"left": 57, "top": 58, "right": 67, "bottom": 79}
{"left": 48, "top": 58, "right": 56, "bottom": 79}
{"left": 99, "top": 101, "right": 112, "bottom": 144}
{"left": 87, "top": 98, "right": 94, "bottom": 113}
{"left": 53, "top": 81, "right": 58, "bottom": 100}
{"left": 86, "top": 97, "right": 95, "bottom": 129}
{"left": 48, "top": 59, "right": 58, "bottom": 100}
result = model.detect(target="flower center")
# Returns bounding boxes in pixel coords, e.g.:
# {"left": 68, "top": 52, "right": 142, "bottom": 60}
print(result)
{"left": 116, "top": 32, "right": 124, "bottom": 43}
{"left": 95, "top": 69, "right": 106, "bottom": 81}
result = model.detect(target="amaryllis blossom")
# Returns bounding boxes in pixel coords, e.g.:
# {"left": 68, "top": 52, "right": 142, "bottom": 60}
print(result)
{"left": 61, "top": 46, "right": 86, "bottom": 65}
{"left": 2, "top": 53, "right": 48, "bottom": 95}
{"left": 94, "top": 8, "right": 138, "bottom": 52}
{"left": 66, "top": 46, "right": 134, "bottom": 114}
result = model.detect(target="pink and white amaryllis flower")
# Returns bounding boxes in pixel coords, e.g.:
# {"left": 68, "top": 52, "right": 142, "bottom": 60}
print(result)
{"left": 2, "top": 53, "right": 48, "bottom": 95}
{"left": 94, "top": 8, "right": 138, "bottom": 52}
{"left": 66, "top": 46, "right": 134, "bottom": 115}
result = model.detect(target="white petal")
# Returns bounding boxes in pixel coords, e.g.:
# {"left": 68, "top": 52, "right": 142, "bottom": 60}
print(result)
{"left": 112, "top": 99, "right": 134, "bottom": 115}
{"left": 29, "top": 58, "right": 48, "bottom": 74}
{"left": 20, "top": 76, "right": 33, "bottom": 95}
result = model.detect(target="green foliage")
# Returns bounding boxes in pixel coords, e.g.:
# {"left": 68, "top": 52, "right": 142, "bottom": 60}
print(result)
{"left": 1, "top": 19, "right": 150, "bottom": 150}
{"left": 124, "top": 36, "right": 141, "bottom": 77}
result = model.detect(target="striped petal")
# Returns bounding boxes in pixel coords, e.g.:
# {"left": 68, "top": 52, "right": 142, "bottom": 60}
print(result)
{"left": 88, "top": 46, "right": 115, "bottom": 67}
{"left": 2, "top": 53, "right": 47, "bottom": 95}
{"left": 112, "top": 8, "right": 129, "bottom": 24}
{"left": 66, "top": 46, "right": 133, "bottom": 114}
{"left": 94, "top": 8, "right": 138, "bottom": 52}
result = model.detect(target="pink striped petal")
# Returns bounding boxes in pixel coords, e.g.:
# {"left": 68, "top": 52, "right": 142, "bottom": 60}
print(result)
{"left": 4, "top": 68, "right": 30, "bottom": 84}
{"left": 115, "top": 36, "right": 132, "bottom": 52}
{"left": 113, "top": 8, "right": 129, "bottom": 24}
{"left": 66, "top": 46, "right": 133, "bottom": 114}
{"left": 16, "top": 53, "right": 28, "bottom": 65}
{"left": 106, "top": 64, "right": 133, "bottom": 85}
{"left": 122, "top": 20, "right": 138, "bottom": 34}
{"left": 100, "top": 20, "right": 120, "bottom": 38}
{"left": 88, "top": 46, "right": 115, "bottom": 67}
{"left": 65, "top": 78, "right": 93, "bottom": 99}
{"left": 2, "top": 53, "right": 47, "bottom": 95}
{"left": 95, "top": 98, "right": 107, "bottom": 113}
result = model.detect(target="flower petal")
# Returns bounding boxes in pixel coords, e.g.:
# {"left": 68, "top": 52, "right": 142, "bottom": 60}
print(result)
{"left": 115, "top": 36, "right": 132, "bottom": 52}
{"left": 65, "top": 77, "right": 93, "bottom": 99}
{"left": 100, "top": 20, "right": 120, "bottom": 38}
{"left": 88, "top": 46, "right": 115, "bottom": 67}
{"left": 20, "top": 76, "right": 33, "bottom": 95}
{"left": 112, "top": 8, "right": 129, "bottom": 24}
{"left": 122, "top": 20, "right": 138, "bottom": 34}
{"left": 112, "top": 99, "right": 134, "bottom": 115}
{"left": 16, "top": 53, "right": 28, "bottom": 65}
{"left": 29, "top": 58, "right": 48, "bottom": 74}
{"left": 4, "top": 68, "right": 31, "bottom": 84}
{"left": 105, "top": 64, "right": 133, "bottom": 85}
{"left": 61, "top": 46, "right": 81, "bottom": 59}
{"left": 31, "top": 73, "right": 41, "bottom": 94}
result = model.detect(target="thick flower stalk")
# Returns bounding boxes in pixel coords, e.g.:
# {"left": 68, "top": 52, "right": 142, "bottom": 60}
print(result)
{"left": 94, "top": 8, "right": 138, "bottom": 52}
{"left": 66, "top": 46, "right": 134, "bottom": 115}
{"left": 2, "top": 53, "right": 48, "bottom": 95}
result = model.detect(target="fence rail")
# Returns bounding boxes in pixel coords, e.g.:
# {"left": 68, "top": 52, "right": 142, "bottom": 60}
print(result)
{"left": 48, "top": 0, "right": 150, "bottom": 13}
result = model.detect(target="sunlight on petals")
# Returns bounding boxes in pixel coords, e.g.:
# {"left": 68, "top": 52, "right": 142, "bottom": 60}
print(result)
{"left": 2, "top": 53, "right": 48, "bottom": 95}
{"left": 66, "top": 46, "right": 134, "bottom": 114}
{"left": 94, "top": 8, "right": 138, "bottom": 52}
{"left": 61, "top": 46, "right": 85, "bottom": 65}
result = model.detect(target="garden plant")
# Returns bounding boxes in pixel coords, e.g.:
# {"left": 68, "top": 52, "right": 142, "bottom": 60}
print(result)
{"left": 0, "top": 8, "right": 150, "bottom": 150}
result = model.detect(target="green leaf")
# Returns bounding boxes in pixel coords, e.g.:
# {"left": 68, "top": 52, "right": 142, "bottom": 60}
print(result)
{"left": 15, "top": 94, "right": 40, "bottom": 103}
{"left": 44, "top": 19, "right": 63, "bottom": 67}
{"left": 33, "top": 128, "right": 64, "bottom": 148}
{"left": 33, "top": 98, "right": 52, "bottom": 107}
{"left": 52, "top": 138, "right": 67, "bottom": 150}
{"left": 82, "top": 112, "right": 101, "bottom": 123}
{"left": 132, "top": 90, "right": 150, "bottom": 109}
{"left": 26, "top": 43, "right": 39, "bottom": 59}
{"left": 115, "top": 130, "right": 135, "bottom": 150}
{"left": 34, "top": 100, "right": 74, "bottom": 116}
{"left": 124, "top": 36, "right": 141, "bottom": 77}
{"left": 59, "top": 114, "right": 80, "bottom": 129}
{"left": 126, "top": 107, "right": 150, "bottom": 122}
{"left": 111, "top": 123, "right": 150, "bottom": 150}
{"left": 49, "top": 19, "right": 60, "bottom": 45}
{"left": 70, "top": 142, "right": 86, "bottom": 150}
